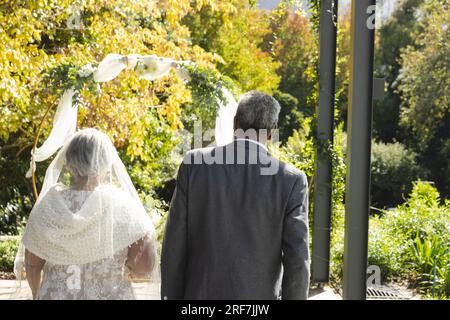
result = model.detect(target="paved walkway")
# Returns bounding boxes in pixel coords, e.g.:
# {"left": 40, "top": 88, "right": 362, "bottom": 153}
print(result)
{"left": 0, "top": 280, "right": 161, "bottom": 300}
{"left": 308, "top": 286, "right": 342, "bottom": 300}
{"left": 0, "top": 280, "right": 341, "bottom": 300}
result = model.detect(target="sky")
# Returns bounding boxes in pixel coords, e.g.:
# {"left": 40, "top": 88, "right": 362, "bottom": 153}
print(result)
{"left": 257, "top": 0, "right": 398, "bottom": 22}
{"left": 257, "top": 0, "right": 351, "bottom": 11}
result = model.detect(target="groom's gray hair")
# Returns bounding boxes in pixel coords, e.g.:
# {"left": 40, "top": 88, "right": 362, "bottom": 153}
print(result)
{"left": 235, "top": 91, "right": 281, "bottom": 131}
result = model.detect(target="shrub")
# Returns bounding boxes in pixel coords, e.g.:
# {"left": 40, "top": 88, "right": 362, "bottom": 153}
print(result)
{"left": 329, "top": 181, "right": 450, "bottom": 298}
{"left": 396, "top": 183, "right": 450, "bottom": 297}
{"left": 0, "top": 238, "right": 20, "bottom": 272}
{"left": 272, "top": 90, "right": 304, "bottom": 143}
{"left": 386, "top": 182, "right": 450, "bottom": 242}
{"left": 329, "top": 203, "right": 345, "bottom": 285}
{"left": 0, "top": 153, "right": 34, "bottom": 235}
{"left": 369, "top": 182, "right": 450, "bottom": 295}
{"left": 411, "top": 233, "right": 450, "bottom": 298}
{"left": 371, "top": 141, "right": 424, "bottom": 208}
{"left": 369, "top": 182, "right": 450, "bottom": 291}
{"left": 367, "top": 215, "right": 408, "bottom": 280}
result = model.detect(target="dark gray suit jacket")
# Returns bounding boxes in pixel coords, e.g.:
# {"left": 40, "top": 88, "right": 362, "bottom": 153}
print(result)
{"left": 161, "top": 139, "right": 310, "bottom": 300}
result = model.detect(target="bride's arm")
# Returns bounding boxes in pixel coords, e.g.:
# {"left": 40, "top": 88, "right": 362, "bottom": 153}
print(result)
{"left": 126, "top": 234, "right": 156, "bottom": 279}
{"left": 24, "top": 249, "right": 45, "bottom": 299}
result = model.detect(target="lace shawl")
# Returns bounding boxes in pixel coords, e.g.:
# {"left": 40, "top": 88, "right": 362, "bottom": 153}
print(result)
{"left": 22, "top": 184, "right": 154, "bottom": 265}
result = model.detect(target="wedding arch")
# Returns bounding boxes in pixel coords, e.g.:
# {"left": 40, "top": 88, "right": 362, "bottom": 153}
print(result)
{"left": 27, "top": 53, "right": 238, "bottom": 199}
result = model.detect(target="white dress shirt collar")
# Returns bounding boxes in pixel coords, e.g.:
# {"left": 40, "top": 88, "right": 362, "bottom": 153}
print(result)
{"left": 234, "top": 138, "right": 268, "bottom": 152}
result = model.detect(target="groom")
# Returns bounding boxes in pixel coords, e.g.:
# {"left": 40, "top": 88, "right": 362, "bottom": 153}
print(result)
{"left": 161, "top": 91, "right": 310, "bottom": 300}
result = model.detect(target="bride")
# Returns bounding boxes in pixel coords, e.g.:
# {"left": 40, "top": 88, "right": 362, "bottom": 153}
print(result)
{"left": 17, "top": 128, "right": 156, "bottom": 300}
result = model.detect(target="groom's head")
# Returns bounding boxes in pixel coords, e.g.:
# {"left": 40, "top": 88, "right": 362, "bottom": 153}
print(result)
{"left": 234, "top": 91, "right": 280, "bottom": 142}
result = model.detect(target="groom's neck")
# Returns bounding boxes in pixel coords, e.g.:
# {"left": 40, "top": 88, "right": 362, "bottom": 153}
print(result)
{"left": 233, "top": 130, "right": 269, "bottom": 145}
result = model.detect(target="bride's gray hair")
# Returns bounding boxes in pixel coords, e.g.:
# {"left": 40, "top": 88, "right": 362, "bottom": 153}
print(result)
{"left": 65, "top": 128, "right": 113, "bottom": 177}
{"left": 235, "top": 91, "right": 281, "bottom": 131}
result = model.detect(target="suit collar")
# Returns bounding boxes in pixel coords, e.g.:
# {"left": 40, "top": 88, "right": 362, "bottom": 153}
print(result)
{"left": 234, "top": 138, "right": 269, "bottom": 152}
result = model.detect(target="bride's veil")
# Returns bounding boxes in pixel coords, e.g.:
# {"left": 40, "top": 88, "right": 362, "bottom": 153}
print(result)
{"left": 14, "top": 128, "right": 156, "bottom": 295}
{"left": 38, "top": 128, "right": 143, "bottom": 205}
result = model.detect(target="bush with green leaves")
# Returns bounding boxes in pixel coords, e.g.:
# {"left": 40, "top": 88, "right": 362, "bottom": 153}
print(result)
{"left": 386, "top": 182, "right": 450, "bottom": 243}
{"left": 329, "top": 181, "right": 450, "bottom": 297}
{"left": 367, "top": 215, "right": 409, "bottom": 280}
{"left": 385, "top": 182, "right": 450, "bottom": 298}
{"left": 139, "top": 191, "right": 168, "bottom": 257}
{"left": 0, "top": 238, "right": 20, "bottom": 272}
{"left": 371, "top": 140, "right": 424, "bottom": 208}
{"left": 180, "top": 63, "right": 239, "bottom": 136}
{"left": 411, "top": 233, "right": 450, "bottom": 298}
{"left": 272, "top": 90, "right": 303, "bottom": 143}
{"left": 0, "top": 153, "right": 36, "bottom": 235}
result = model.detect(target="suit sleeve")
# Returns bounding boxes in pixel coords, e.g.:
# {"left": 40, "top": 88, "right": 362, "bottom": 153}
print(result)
{"left": 281, "top": 172, "right": 310, "bottom": 300}
{"left": 161, "top": 160, "right": 189, "bottom": 300}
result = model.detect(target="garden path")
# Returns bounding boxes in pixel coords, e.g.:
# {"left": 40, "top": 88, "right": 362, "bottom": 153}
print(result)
{"left": 0, "top": 280, "right": 341, "bottom": 300}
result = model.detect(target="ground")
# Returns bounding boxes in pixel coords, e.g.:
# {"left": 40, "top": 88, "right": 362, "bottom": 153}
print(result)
{"left": 0, "top": 280, "right": 341, "bottom": 300}
{"left": 0, "top": 280, "right": 161, "bottom": 300}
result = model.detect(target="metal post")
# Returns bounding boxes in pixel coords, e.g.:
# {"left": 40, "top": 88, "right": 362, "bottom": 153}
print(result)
{"left": 343, "top": 0, "right": 375, "bottom": 300}
{"left": 312, "top": 0, "right": 338, "bottom": 283}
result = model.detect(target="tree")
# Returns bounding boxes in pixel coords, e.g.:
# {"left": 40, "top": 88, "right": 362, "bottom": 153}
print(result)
{"left": 397, "top": 0, "right": 450, "bottom": 196}
{"left": 273, "top": 90, "right": 303, "bottom": 142}
{"left": 373, "top": 0, "right": 424, "bottom": 142}
{"left": 0, "top": 0, "right": 240, "bottom": 233}
{"left": 215, "top": 9, "right": 281, "bottom": 93}
{"left": 370, "top": 141, "right": 424, "bottom": 208}
{"left": 334, "top": 10, "right": 352, "bottom": 125}
{"left": 182, "top": 1, "right": 280, "bottom": 94}
{"left": 266, "top": 5, "right": 317, "bottom": 116}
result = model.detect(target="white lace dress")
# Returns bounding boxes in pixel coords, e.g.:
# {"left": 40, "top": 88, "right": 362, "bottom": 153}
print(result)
{"left": 35, "top": 189, "right": 136, "bottom": 300}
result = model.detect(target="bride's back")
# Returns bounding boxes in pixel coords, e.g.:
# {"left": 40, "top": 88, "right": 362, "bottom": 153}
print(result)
{"left": 38, "top": 186, "right": 134, "bottom": 300}
{"left": 20, "top": 128, "right": 155, "bottom": 300}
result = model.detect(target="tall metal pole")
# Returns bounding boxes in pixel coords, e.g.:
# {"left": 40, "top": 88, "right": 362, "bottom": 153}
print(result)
{"left": 343, "top": 0, "right": 376, "bottom": 300}
{"left": 312, "top": 0, "right": 338, "bottom": 283}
